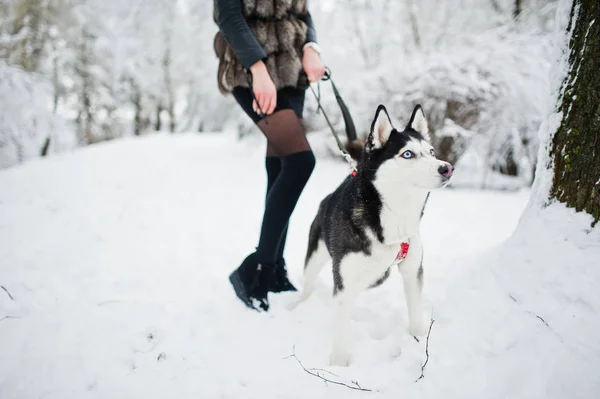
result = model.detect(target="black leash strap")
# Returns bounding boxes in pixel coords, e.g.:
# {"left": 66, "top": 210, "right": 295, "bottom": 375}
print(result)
{"left": 309, "top": 68, "right": 357, "bottom": 172}
{"left": 245, "top": 71, "right": 269, "bottom": 125}
{"left": 322, "top": 69, "right": 357, "bottom": 142}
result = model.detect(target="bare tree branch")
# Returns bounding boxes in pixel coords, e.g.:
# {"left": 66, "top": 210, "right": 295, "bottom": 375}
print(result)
{"left": 284, "top": 346, "right": 375, "bottom": 392}
{"left": 415, "top": 319, "right": 435, "bottom": 382}
{"left": 0, "top": 316, "right": 20, "bottom": 322}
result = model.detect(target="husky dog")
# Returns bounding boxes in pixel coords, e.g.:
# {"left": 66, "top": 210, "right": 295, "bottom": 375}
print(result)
{"left": 294, "top": 104, "right": 453, "bottom": 366}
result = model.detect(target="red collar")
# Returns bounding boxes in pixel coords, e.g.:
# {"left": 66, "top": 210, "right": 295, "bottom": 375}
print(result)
{"left": 396, "top": 241, "right": 410, "bottom": 262}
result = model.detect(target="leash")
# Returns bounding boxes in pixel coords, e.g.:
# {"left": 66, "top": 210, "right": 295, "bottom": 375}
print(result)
{"left": 245, "top": 72, "right": 270, "bottom": 126}
{"left": 309, "top": 68, "right": 358, "bottom": 174}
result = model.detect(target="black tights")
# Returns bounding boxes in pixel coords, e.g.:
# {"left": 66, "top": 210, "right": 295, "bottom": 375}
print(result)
{"left": 255, "top": 110, "right": 315, "bottom": 264}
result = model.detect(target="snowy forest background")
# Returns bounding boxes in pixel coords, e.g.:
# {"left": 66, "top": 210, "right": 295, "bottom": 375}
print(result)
{"left": 2, "top": 1, "right": 600, "bottom": 397}
{"left": 1, "top": 0, "right": 558, "bottom": 188}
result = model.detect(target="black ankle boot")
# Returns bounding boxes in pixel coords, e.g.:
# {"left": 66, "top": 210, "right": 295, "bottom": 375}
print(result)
{"left": 229, "top": 253, "right": 276, "bottom": 311}
{"left": 252, "top": 262, "right": 276, "bottom": 310}
{"left": 270, "top": 258, "right": 298, "bottom": 293}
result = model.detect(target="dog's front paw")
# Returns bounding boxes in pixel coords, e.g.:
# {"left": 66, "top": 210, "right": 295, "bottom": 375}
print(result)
{"left": 330, "top": 350, "right": 352, "bottom": 367}
{"left": 285, "top": 298, "right": 300, "bottom": 311}
{"left": 409, "top": 321, "right": 429, "bottom": 338}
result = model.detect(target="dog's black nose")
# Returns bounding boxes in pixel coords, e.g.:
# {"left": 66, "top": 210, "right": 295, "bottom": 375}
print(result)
{"left": 438, "top": 163, "right": 453, "bottom": 178}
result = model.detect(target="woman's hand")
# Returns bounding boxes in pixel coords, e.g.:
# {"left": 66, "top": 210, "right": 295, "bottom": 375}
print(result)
{"left": 249, "top": 61, "right": 277, "bottom": 115}
{"left": 302, "top": 46, "right": 326, "bottom": 83}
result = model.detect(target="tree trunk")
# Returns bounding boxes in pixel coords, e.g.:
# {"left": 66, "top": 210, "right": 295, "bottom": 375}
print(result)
{"left": 550, "top": 0, "right": 600, "bottom": 225}
{"left": 155, "top": 105, "right": 162, "bottom": 131}
{"left": 133, "top": 90, "right": 142, "bottom": 136}
{"left": 514, "top": 0, "right": 522, "bottom": 20}
{"left": 408, "top": 0, "right": 421, "bottom": 49}
{"left": 52, "top": 52, "right": 59, "bottom": 113}
{"left": 168, "top": 103, "right": 176, "bottom": 133}
{"left": 162, "top": 28, "right": 176, "bottom": 133}
{"left": 12, "top": 0, "right": 46, "bottom": 72}
{"left": 40, "top": 136, "right": 51, "bottom": 157}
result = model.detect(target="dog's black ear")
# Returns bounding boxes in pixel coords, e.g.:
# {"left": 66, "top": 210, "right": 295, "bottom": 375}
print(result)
{"left": 366, "top": 105, "right": 393, "bottom": 153}
{"left": 407, "top": 105, "right": 430, "bottom": 141}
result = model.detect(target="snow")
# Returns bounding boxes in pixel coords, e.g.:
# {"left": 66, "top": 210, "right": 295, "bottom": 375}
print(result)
{"left": 1, "top": 133, "right": 598, "bottom": 399}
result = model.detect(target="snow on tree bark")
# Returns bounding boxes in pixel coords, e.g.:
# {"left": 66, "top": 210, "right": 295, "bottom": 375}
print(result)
{"left": 550, "top": 0, "right": 600, "bottom": 225}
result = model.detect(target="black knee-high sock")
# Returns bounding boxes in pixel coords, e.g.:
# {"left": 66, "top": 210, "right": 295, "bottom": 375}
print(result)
{"left": 256, "top": 151, "right": 316, "bottom": 264}
{"left": 265, "top": 157, "right": 289, "bottom": 262}
{"left": 265, "top": 156, "right": 281, "bottom": 193}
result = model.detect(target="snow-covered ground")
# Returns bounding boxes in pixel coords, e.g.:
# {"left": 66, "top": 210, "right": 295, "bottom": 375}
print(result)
{"left": 1, "top": 133, "right": 598, "bottom": 399}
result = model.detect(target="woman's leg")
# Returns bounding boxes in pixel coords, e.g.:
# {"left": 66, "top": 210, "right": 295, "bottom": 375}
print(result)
{"left": 261, "top": 87, "right": 311, "bottom": 266}
{"left": 229, "top": 87, "right": 313, "bottom": 310}
{"left": 254, "top": 109, "right": 315, "bottom": 264}
{"left": 265, "top": 148, "right": 289, "bottom": 263}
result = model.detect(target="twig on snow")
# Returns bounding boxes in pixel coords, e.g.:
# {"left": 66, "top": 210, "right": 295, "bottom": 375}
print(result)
{"left": 415, "top": 319, "right": 435, "bottom": 383}
{"left": 1, "top": 285, "right": 14, "bottom": 301}
{"left": 533, "top": 314, "right": 549, "bottom": 327}
{"left": 0, "top": 316, "right": 20, "bottom": 322}
{"left": 284, "top": 346, "right": 374, "bottom": 392}
{"left": 307, "top": 367, "right": 339, "bottom": 378}
{"left": 509, "top": 295, "right": 550, "bottom": 328}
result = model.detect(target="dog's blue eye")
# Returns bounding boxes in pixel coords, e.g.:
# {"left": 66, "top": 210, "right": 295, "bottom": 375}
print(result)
{"left": 401, "top": 151, "right": 414, "bottom": 159}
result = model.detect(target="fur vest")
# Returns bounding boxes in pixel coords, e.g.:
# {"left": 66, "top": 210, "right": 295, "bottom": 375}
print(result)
{"left": 214, "top": 0, "right": 308, "bottom": 94}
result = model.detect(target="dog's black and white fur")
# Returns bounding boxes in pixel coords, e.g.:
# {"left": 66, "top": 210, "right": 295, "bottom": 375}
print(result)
{"left": 292, "top": 105, "right": 453, "bottom": 366}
